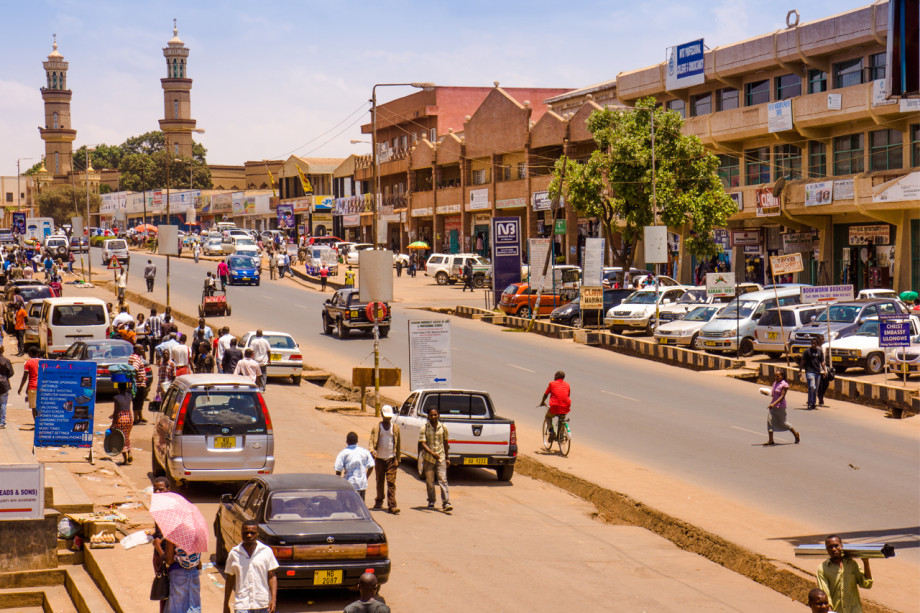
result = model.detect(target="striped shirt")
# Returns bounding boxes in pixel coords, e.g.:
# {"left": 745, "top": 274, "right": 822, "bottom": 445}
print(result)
{"left": 128, "top": 354, "right": 147, "bottom": 388}
{"left": 147, "top": 314, "right": 163, "bottom": 339}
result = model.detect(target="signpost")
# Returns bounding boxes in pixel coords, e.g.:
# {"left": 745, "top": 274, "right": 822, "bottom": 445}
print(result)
{"left": 359, "top": 249, "right": 394, "bottom": 416}
{"left": 408, "top": 320, "right": 451, "bottom": 391}
{"left": 707, "top": 273, "right": 737, "bottom": 353}
{"left": 34, "top": 359, "right": 97, "bottom": 464}
{"left": 767, "top": 254, "right": 805, "bottom": 363}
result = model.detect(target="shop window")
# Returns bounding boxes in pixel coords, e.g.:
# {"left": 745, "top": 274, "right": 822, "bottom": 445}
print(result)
{"left": 807, "top": 69, "right": 827, "bottom": 94}
{"left": 717, "top": 154, "right": 740, "bottom": 189}
{"left": 868, "top": 52, "right": 886, "bottom": 81}
{"left": 690, "top": 93, "right": 711, "bottom": 117}
{"left": 472, "top": 169, "right": 487, "bottom": 185}
{"left": 774, "top": 145, "right": 802, "bottom": 180}
{"left": 808, "top": 141, "right": 827, "bottom": 178}
{"left": 911, "top": 124, "right": 920, "bottom": 167}
{"left": 745, "top": 147, "right": 771, "bottom": 185}
{"left": 666, "top": 99, "right": 685, "bottom": 118}
{"left": 744, "top": 80, "right": 770, "bottom": 106}
{"left": 833, "top": 134, "right": 864, "bottom": 175}
{"left": 869, "top": 129, "right": 902, "bottom": 171}
{"left": 833, "top": 58, "right": 863, "bottom": 89}
{"left": 774, "top": 74, "right": 802, "bottom": 100}
{"left": 716, "top": 88, "right": 739, "bottom": 111}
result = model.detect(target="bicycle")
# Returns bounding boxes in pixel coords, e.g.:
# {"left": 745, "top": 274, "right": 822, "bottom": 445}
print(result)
{"left": 540, "top": 407, "right": 571, "bottom": 457}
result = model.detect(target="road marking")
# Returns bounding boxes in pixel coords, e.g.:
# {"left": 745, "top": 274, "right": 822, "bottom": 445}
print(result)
{"left": 506, "top": 363, "right": 535, "bottom": 373}
{"left": 295, "top": 304, "right": 309, "bottom": 309}
{"left": 601, "top": 390, "right": 638, "bottom": 402}
{"left": 730, "top": 425, "right": 763, "bottom": 437}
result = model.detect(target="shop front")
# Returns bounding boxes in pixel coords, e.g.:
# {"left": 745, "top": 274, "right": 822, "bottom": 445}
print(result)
{"left": 833, "top": 222, "right": 897, "bottom": 292}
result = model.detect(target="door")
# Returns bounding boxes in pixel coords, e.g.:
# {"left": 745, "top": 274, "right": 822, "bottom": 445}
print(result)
{"left": 449, "top": 230, "right": 459, "bottom": 254}
{"left": 394, "top": 393, "right": 423, "bottom": 459}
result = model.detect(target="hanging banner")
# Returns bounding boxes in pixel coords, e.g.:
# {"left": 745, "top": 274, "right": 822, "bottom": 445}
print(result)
{"left": 755, "top": 189, "right": 781, "bottom": 217}
{"left": 11, "top": 212, "right": 26, "bottom": 236}
{"left": 34, "top": 360, "right": 97, "bottom": 449}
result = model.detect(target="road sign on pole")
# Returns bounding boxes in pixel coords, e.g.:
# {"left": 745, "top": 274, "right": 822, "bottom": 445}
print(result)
{"left": 705, "top": 272, "right": 736, "bottom": 297}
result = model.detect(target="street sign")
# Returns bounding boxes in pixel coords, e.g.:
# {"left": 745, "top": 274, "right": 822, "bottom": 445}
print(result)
{"left": 352, "top": 367, "right": 401, "bottom": 387}
{"left": 644, "top": 225, "right": 668, "bottom": 263}
{"left": 528, "top": 238, "right": 552, "bottom": 287}
{"left": 107, "top": 258, "right": 122, "bottom": 270}
{"left": 580, "top": 286, "right": 604, "bottom": 310}
{"left": 800, "top": 285, "right": 855, "bottom": 304}
{"left": 554, "top": 219, "right": 566, "bottom": 235}
{"left": 158, "top": 225, "right": 179, "bottom": 256}
{"left": 408, "top": 320, "right": 451, "bottom": 391}
{"left": 880, "top": 321, "right": 911, "bottom": 348}
{"left": 705, "top": 272, "right": 736, "bottom": 297}
{"left": 770, "top": 253, "right": 804, "bottom": 275}
{"left": 358, "top": 249, "right": 393, "bottom": 303}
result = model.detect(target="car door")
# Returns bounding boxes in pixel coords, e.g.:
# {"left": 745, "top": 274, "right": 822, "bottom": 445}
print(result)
{"left": 154, "top": 386, "right": 181, "bottom": 466}
{"left": 221, "top": 481, "right": 258, "bottom": 548}
{"left": 395, "top": 393, "right": 422, "bottom": 459}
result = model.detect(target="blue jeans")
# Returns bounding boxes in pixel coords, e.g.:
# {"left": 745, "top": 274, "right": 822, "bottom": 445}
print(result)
{"left": 805, "top": 372, "right": 820, "bottom": 407}
{"left": 0, "top": 392, "right": 7, "bottom": 427}
{"left": 165, "top": 566, "right": 200, "bottom": 613}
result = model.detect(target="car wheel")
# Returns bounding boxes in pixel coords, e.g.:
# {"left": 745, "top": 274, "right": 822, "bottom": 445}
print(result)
{"left": 765, "top": 352, "right": 782, "bottom": 360}
{"left": 865, "top": 352, "right": 885, "bottom": 375}
{"left": 214, "top": 516, "right": 228, "bottom": 566}
{"left": 337, "top": 319, "right": 348, "bottom": 339}
{"left": 517, "top": 305, "right": 532, "bottom": 318}
{"left": 225, "top": 305, "right": 232, "bottom": 316}
{"left": 690, "top": 333, "right": 702, "bottom": 350}
{"left": 322, "top": 314, "right": 333, "bottom": 335}
{"left": 496, "top": 465, "right": 514, "bottom": 481}
{"left": 291, "top": 374, "right": 301, "bottom": 386}
{"left": 738, "top": 337, "right": 755, "bottom": 357}
{"left": 435, "top": 272, "right": 449, "bottom": 285}
{"left": 472, "top": 275, "right": 485, "bottom": 289}
{"left": 256, "top": 280, "right": 260, "bottom": 286}
{"left": 379, "top": 327, "right": 390, "bottom": 338}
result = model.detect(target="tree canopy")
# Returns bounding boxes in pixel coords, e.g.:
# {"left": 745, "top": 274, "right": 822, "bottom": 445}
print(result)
{"left": 36, "top": 186, "right": 101, "bottom": 226}
{"left": 550, "top": 97, "right": 737, "bottom": 270}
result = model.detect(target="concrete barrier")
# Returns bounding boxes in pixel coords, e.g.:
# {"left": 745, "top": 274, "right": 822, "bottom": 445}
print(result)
{"left": 593, "top": 330, "right": 746, "bottom": 371}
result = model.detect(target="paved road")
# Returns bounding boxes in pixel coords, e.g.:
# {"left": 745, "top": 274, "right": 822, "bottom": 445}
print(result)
{"left": 101, "top": 249, "right": 920, "bottom": 569}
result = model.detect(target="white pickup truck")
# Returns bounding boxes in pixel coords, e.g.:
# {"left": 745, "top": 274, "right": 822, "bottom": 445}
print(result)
{"left": 394, "top": 389, "right": 517, "bottom": 481}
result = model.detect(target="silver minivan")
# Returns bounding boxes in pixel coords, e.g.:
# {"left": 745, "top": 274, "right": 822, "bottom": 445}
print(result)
{"left": 752, "top": 304, "right": 825, "bottom": 358}
{"left": 151, "top": 374, "right": 274, "bottom": 486}
{"left": 698, "top": 287, "right": 805, "bottom": 356}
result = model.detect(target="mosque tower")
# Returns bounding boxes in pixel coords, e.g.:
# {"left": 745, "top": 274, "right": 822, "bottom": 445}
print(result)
{"left": 159, "top": 19, "right": 197, "bottom": 157}
{"left": 39, "top": 35, "right": 76, "bottom": 178}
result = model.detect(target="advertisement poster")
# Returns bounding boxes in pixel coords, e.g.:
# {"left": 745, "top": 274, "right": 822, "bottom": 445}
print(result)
{"left": 755, "top": 189, "right": 781, "bottom": 217}
{"left": 0, "top": 464, "right": 44, "bottom": 520}
{"left": 880, "top": 321, "right": 911, "bottom": 348}
{"left": 491, "top": 217, "right": 522, "bottom": 304}
{"left": 34, "top": 360, "right": 97, "bottom": 448}
{"left": 408, "top": 320, "right": 451, "bottom": 391}
{"left": 848, "top": 224, "right": 890, "bottom": 246}
{"left": 11, "top": 212, "right": 26, "bottom": 236}
{"left": 706, "top": 272, "right": 736, "bottom": 297}
{"left": 531, "top": 191, "right": 563, "bottom": 212}
{"left": 665, "top": 39, "right": 705, "bottom": 90}
{"left": 276, "top": 204, "right": 294, "bottom": 230}
{"left": 833, "top": 179, "right": 855, "bottom": 201}
{"left": 769, "top": 253, "right": 804, "bottom": 276}
{"left": 528, "top": 238, "right": 552, "bottom": 287}
{"left": 582, "top": 238, "right": 605, "bottom": 286}
{"left": 805, "top": 181, "right": 834, "bottom": 206}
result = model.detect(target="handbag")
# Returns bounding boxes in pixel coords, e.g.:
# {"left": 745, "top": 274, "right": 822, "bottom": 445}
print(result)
{"left": 150, "top": 566, "right": 169, "bottom": 600}
{"left": 824, "top": 367, "right": 836, "bottom": 382}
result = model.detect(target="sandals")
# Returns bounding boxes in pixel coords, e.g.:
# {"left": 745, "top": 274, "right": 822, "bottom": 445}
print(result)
{"left": 794, "top": 433, "right": 800, "bottom": 444}
{"left": 762, "top": 441, "right": 775, "bottom": 446}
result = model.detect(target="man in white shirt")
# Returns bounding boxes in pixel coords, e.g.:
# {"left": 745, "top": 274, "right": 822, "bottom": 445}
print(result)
{"left": 216, "top": 327, "right": 234, "bottom": 373}
{"left": 334, "top": 432, "right": 375, "bottom": 501}
{"left": 249, "top": 330, "right": 272, "bottom": 392}
{"left": 115, "top": 269, "right": 127, "bottom": 303}
{"left": 223, "top": 520, "right": 278, "bottom": 613}
{"left": 233, "top": 348, "right": 262, "bottom": 384}
{"left": 155, "top": 332, "right": 179, "bottom": 362}
{"left": 111, "top": 305, "right": 134, "bottom": 330}
{"left": 168, "top": 334, "right": 192, "bottom": 377}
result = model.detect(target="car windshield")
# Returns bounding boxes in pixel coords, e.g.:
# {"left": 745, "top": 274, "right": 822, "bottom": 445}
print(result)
{"left": 107, "top": 241, "right": 126, "bottom": 249}
{"left": 182, "top": 392, "right": 266, "bottom": 435}
{"left": 718, "top": 300, "right": 758, "bottom": 319}
{"left": 19, "top": 287, "right": 54, "bottom": 302}
{"left": 228, "top": 256, "right": 256, "bottom": 268}
{"left": 855, "top": 321, "right": 880, "bottom": 336}
{"left": 623, "top": 292, "right": 658, "bottom": 304}
{"left": 678, "top": 290, "right": 707, "bottom": 304}
{"left": 265, "top": 490, "right": 370, "bottom": 522}
{"left": 84, "top": 342, "right": 132, "bottom": 359}
{"left": 815, "top": 306, "right": 861, "bottom": 323}
{"left": 236, "top": 239, "right": 256, "bottom": 247}
{"left": 264, "top": 335, "right": 296, "bottom": 349}
{"left": 683, "top": 306, "right": 720, "bottom": 322}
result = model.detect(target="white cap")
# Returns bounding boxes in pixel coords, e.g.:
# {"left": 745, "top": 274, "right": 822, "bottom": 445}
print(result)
{"left": 381, "top": 405, "right": 394, "bottom": 418}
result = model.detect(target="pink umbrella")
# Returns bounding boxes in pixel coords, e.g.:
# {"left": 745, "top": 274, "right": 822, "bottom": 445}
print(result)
{"left": 149, "top": 492, "right": 209, "bottom": 554}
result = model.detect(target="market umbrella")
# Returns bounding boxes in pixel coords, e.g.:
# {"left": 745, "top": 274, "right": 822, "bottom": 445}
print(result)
{"left": 407, "top": 241, "right": 430, "bottom": 250}
{"left": 134, "top": 224, "right": 158, "bottom": 233}
{"left": 149, "top": 492, "right": 209, "bottom": 554}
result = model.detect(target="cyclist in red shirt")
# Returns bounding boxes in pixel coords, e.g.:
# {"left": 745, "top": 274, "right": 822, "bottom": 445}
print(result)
{"left": 540, "top": 370, "right": 570, "bottom": 442}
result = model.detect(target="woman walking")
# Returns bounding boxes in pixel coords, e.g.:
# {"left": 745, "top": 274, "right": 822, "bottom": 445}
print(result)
{"left": 764, "top": 370, "right": 800, "bottom": 446}
{"left": 162, "top": 538, "right": 201, "bottom": 613}
{"left": 110, "top": 382, "right": 134, "bottom": 464}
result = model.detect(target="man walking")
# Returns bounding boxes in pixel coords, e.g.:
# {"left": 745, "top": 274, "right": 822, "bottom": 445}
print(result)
{"left": 0, "top": 346, "right": 14, "bottom": 429}
{"left": 334, "top": 432, "right": 375, "bottom": 501}
{"left": 216, "top": 327, "right": 234, "bottom": 374}
{"left": 147, "top": 308, "right": 163, "bottom": 362}
{"left": 249, "top": 330, "right": 272, "bottom": 392}
{"left": 222, "top": 338, "right": 244, "bottom": 375}
{"left": 17, "top": 347, "right": 40, "bottom": 424}
{"left": 369, "top": 405, "right": 400, "bottom": 514}
{"left": 462, "top": 259, "right": 474, "bottom": 292}
{"left": 419, "top": 408, "right": 452, "bottom": 511}
{"left": 223, "top": 520, "right": 278, "bottom": 613}
{"left": 217, "top": 259, "right": 230, "bottom": 290}
{"left": 14, "top": 302, "right": 27, "bottom": 356}
{"left": 282, "top": 251, "right": 292, "bottom": 278}
{"left": 169, "top": 334, "right": 192, "bottom": 377}
{"left": 144, "top": 259, "right": 156, "bottom": 292}
{"left": 817, "top": 534, "right": 872, "bottom": 613}
{"left": 115, "top": 269, "right": 127, "bottom": 305}
{"left": 799, "top": 337, "right": 825, "bottom": 410}
{"left": 233, "top": 348, "right": 262, "bottom": 385}
{"left": 129, "top": 344, "right": 148, "bottom": 425}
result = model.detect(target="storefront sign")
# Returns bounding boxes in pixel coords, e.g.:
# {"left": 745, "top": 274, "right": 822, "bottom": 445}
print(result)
{"left": 665, "top": 39, "right": 705, "bottom": 90}
{"left": 873, "top": 171, "right": 920, "bottom": 203}
{"left": 554, "top": 219, "right": 566, "bottom": 235}
{"left": 782, "top": 232, "right": 813, "bottom": 254}
{"left": 34, "top": 360, "right": 97, "bottom": 448}
{"left": 805, "top": 181, "right": 834, "bottom": 206}
{"left": 706, "top": 272, "right": 736, "bottom": 297}
{"left": 468, "top": 188, "right": 490, "bottom": 211}
{"left": 531, "top": 191, "right": 563, "bottom": 211}
{"left": 880, "top": 321, "right": 911, "bottom": 348}
{"left": 728, "top": 192, "right": 743, "bottom": 211}
{"left": 900, "top": 98, "right": 920, "bottom": 112}
{"left": 444, "top": 215, "right": 462, "bottom": 232}
{"left": 769, "top": 253, "right": 804, "bottom": 275}
{"left": 343, "top": 214, "right": 360, "bottom": 227}
{"left": 496, "top": 197, "right": 526, "bottom": 209}
{"left": 381, "top": 213, "right": 401, "bottom": 222}
{"left": 290, "top": 197, "right": 313, "bottom": 213}
{"left": 848, "top": 224, "right": 890, "bottom": 246}
{"left": 411, "top": 207, "right": 433, "bottom": 217}
{"left": 580, "top": 286, "right": 604, "bottom": 310}
{"left": 0, "top": 464, "right": 44, "bottom": 520}
{"left": 833, "top": 179, "right": 855, "bottom": 201}
{"left": 408, "top": 320, "right": 452, "bottom": 391}
{"left": 800, "top": 285, "right": 855, "bottom": 304}
{"left": 438, "top": 204, "right": 462, "bottom": 214}
{"left": 731, "top": 230, "right": 760, "bottom": 246}
{"left": 755, "top": 188, "right": 781, "bottom": 217}
{"left": 492, "top": 216, "right": 522, "bottom": 302}
{"left": 582, "top": 238, "right": 605, "bottom": 286}
{"left": 743, "top": 245, "right": 761, "bottom": 254}
{"left": 767, "top": 100, "right": 793, "bottom": 132}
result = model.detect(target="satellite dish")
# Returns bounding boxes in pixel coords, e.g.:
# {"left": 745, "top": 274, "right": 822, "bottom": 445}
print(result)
{"left": 772, "top": 177, "right": 787, "bottom": 198}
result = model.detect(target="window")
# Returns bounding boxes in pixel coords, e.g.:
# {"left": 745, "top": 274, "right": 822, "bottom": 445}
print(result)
{"left": 472, "top": 169, "right": 487, "bottom": 185}
{"left": 911, "top": 125, "right": 920, "bottom": 167}
{"left": 517, "top": 162, "right": 526, "bottom": 179}
{"left": 717, "top": 88, "right": 739, "bottom": 111}
{"left": 869, "top": 129, "right": 903, "bottom": 171}
{"left": 808, "top": 141, "right": 827, "bottom": 178}
{"left": 833, "top": 134, "right": 864, "bottom": 175}
{"left": 4, "top": 193, "right": 11, "bottom": 203}
{"left": 833, "top": 58, "right": 864, "bottom": 89}
{"left": 666, "top": 99, "right": 685, "bottom": 118}
{"left": 745, "top": 80, "right": 770, "bottom": 106}
{"left": 52, "top": 111, "right": 58, "bottom": 129}
{"left": 774, "top": 145, "right": 802, "bottom": 180}
{"left": 717, "top": 155, "right": 740, "bottom": 188}
{"left": 690, "top": 93, "right": 711, "bottom": 116}
{"left": 808, "top": 69, "right": 828, "bottom": 94}
{"left": 869, "top": 52, "right": 886, "bottom": 81}
{"left": 429, "top": 128, "right": 437, "bottom": 141}
{"left": 173, "top": 100, "right": 179, "bottom": 119}
{"left": 775, "top": 74, "right": 802, "bottom": 100}
{"left": 745, "top": 147, "right": 771, "bottom": 185}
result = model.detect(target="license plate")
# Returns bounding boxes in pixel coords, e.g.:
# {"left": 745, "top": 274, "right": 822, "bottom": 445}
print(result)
{"left": 611, "top": 319, "right": 626, "bottom": 326}
{"left": 463, "top": 457, "right": 488, "bottom": 465}
{"left": 270, "top": 353, "right": 282, "bottom": 361}
{"left": 658, "top": 338, "right": 672, "bottom": 345}
{"left": 767, "top": 332, "right": 778, "bottom": 340}
{"left": 704, "top": 341, "right": 718, "bottom": 347}
{"left": 350, "top": 310, "right": 360, "bottom": 318}
{"left": 832, "top": 356, "right": 842, "bottom": 361}
{"left": 314, "top": 570, "right": 343, "bottom": 585}
{"left": 214, "top": 436, "right": 235, "bottom": 449}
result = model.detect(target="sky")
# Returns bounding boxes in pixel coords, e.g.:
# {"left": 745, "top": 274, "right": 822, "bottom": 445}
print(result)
{"left": 0, "top": 0, "right": 875, "bottom": 176}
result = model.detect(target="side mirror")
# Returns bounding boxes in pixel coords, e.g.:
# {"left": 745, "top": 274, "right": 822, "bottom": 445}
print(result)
{"left": 220, "top": 493, "right": 233, "bottom": 506}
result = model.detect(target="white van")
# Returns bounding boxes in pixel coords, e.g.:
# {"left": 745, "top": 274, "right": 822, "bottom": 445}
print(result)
{"left": 698, "top": 287, "right": 805, "bottom": 356}
{"left": 38, "top": 297, "right": 110, "bottom": 357}
{"left": 102, "top": 238, "right": 129, "bottom": 264}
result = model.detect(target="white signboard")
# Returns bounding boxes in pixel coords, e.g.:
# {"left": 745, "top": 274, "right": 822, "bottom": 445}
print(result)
{"left": 528, "top": 238, "right": 552, "bottom": 287}
{"left": 582, "top": 238, "right": 605, "bottom": 286}
{"left": 782, "top": 232, "right": 813, "bottom": 254}
{"left": 800, "top": 285, "right": 855, "bottom": 304}
{"left": 468, "top": 188, "right": 490, "bottom": 211}
{"left": 665, "top": 39, "right": 705, "bottom": 90}
{"left": 408, "top": 320, "right": 451, "bottom": 391}
{"left": 158, "top": 225, "right": 179, "bottom": 256}
{"left": 872, "top": 79, "right": 898, "bottom": 106}
{"left": 644, "top": 225, "right": 668, "bottom": 263}
{"left": 834, "top": 179, "right": 855, "bottom": 201}
{"left": 827, "top": 93, "right": 842, "bottom": 110}
{"left": 770, "top": 253, "right": 804, "bottom": 276}
{"left": 767, "top": 100, "right": 793, "bottom": 132}
{"left": 411, "top": 207, "right": 433, "bottom": 217}
{"left": 873, "top": 172, "right": 920, "bottom": 203}
{"left": 705, "top": 272, "right": 736, "bottom": 298}
{"left": 359, "top": 249, "right": 394, "bottom": 303}
{"left": 900, "top": 98, "right": 920, "bottom": 112}
{"left": 731, "top": 230, "right": 760, "bottom": 246}
{"left": 0, "top": 464, "right": 44, "bottom": 520}
{"left": 376, "top": 219, "right": 388, "bottom": 246}
{"left": 805, "top": 181, "right": 834, "bottom": 206}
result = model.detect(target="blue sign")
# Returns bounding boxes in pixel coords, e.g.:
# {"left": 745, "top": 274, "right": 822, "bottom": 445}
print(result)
{"left": 880, "top": 322, "right": 911, "bottom": 348}
{"left": 666, "top": 39, "right": 705, "bottom": 89}
{"left": 491, "top": 216, "right": 522, "bottom": 304}
{"left": 34, "top": 360, "right": 97, "bottom": 448}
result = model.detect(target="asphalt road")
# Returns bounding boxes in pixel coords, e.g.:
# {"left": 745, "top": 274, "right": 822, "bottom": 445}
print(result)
{"left": 101, "top": 249, "right": 919, "bottom": 568}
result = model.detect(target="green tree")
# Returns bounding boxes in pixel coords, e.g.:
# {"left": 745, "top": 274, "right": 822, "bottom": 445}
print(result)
{"left": 118, "top": 150, "right": 211, "bottom": 191}
{"left": 35, "top": 186, "right": 101, "bottom": 226}
{"left": 550, "top": 97, "right": 736, "bottom": 270}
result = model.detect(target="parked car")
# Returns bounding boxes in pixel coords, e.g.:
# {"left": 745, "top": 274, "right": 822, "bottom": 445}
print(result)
{"left": 231, "top": 236, "right": 260, "bottom": 257}
{"left": 787, "top": 299, "right": 909, "bottom": 356}
{"left": 522, "top": 264, "right": 582, "bottom": 290}
{"left": 151, "top": 374, "right": 274, "bottom": 486}
{"left": 59, "top": 339, "right": 152, "bottom": 394}
{"left": 3, "top": 282, "right": 54, "bottom": 332}
{"left": 38, "top": 297, "right": 110, "bottom": 357}
{"left": 343, "top": 243, "right": 374, "bottom": 266}
{"left": 238, "top": 331, "right": 303, "bottom": 385}
{"left": 214, "top": 474, "right": 390, "bottom": 588}
{"left": 44, "top": 236, "right": 69, "bottom": 258}
{"left": 698, "top": 287, "right": 804, "bottom": 356}
{"left": 203, "top": 238, "right": 224, "bottom": 256}
{"left": 827, "top": 316, "right": 920, "bottom": 375}
{"left": 654, "top": 283, "right": 762, "bottom": 326}
{"left": 394, "top": 388, "right": 517, "bottom": 481}
{"left": 752, "top": 304, "right": 826, "bottom": 358}
{"left": 425, "top": 253, "right": 489, "bottom": 285}
{"left": 322, "top": 288, "right": 391, "bottom": 338}
{"left": 69, "top": 235, "right": 89, "bottom": 253}
{"left": 22, "top": 299, "right": 44, "bottom": 352}
{"left": 498, "top": 282, "right": 574, "bottom": 318}
{"left": 101, "top": 238, "right": 129, "bottom": 264}
{"left": 601, "top": 267, "right": 653, "bottom": 289}
{"left": 604, "top": 286, "right": 690, "bottom": 334}
{"left": 225, "top": 255, "right": 261, "bottom": 286}
{"left": 653, "top": 304, "right": 727, "bottom": 350}
{"left": 0, "top": 229, "right": 14, "bottom": 244}
{"left": 889, "top": 327, "right": 920, "bottom": 380}
{"left": 549, "top": 288, "right": 634, "bottom": 327}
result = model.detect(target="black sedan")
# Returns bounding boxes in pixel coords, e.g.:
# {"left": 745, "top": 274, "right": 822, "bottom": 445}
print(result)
{"left": 549, "top": 288, "right": 634, "bottom": 327}
{"left": 215, "top": 474, "right": 390, "bottom": 589}
{"left": 59, "top": 339, "right": 151, "bottom": 394}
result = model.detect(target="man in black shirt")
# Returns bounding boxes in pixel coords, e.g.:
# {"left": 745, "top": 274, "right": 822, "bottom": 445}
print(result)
{"left": 799, "top": 337, "right": 824, "bottom": 410}
{"left": 222, "top": 338, "right": 244, "bottom": 375}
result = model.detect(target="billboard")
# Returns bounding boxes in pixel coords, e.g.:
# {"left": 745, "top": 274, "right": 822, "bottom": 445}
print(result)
{"left": 34, "top": 360, "right": 97, "bottom": 449}
{"left": 277, "top": 204, "right": 294, "bottom": 230}
{"left": 491, "top": 217, "right": 522, "bottom": 303}
{"left": 666, "top": 39, "right": 705, "bottom": 90}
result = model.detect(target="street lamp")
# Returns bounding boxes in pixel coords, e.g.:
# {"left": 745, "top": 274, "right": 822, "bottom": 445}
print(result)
{"left": 16, "top": 157, "right": 33, "bottom": 218}
{"left": 370, "top": 82, "right": 434, "bottom": 249}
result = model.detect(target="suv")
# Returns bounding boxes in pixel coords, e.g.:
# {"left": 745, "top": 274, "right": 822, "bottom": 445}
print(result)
{"left": 101, "top": 238, "right": 129, "bottom": 264}
{"left": 752, "top": 304, "right": 826, "bottom": 358}
{"left": 787, "top": 299, "right": 909, "bottom": 356}
{"left": 0, "top": 229, "right": 13, "bottom": 244}
{"left": 425, "top": 253, "right": 488, "bottom": 285}
{"left": 322, "top": 288, "right": 391, "bottom": 338}
{"left": 44, "top": 236, "right": 70, "bottom": 258}
{"left": 3, "top": 281, "right": 54, "bottom": 332}
{"left": 151, "top": 374, "right": 274, "bottom": 486}
{"left": 604, "top": 286, "right": 690, "bottom": 334}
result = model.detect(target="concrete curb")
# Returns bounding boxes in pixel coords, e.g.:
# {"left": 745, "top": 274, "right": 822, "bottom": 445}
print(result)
{"left": 81, "top": 548, "right": 124, "bottom": 613}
